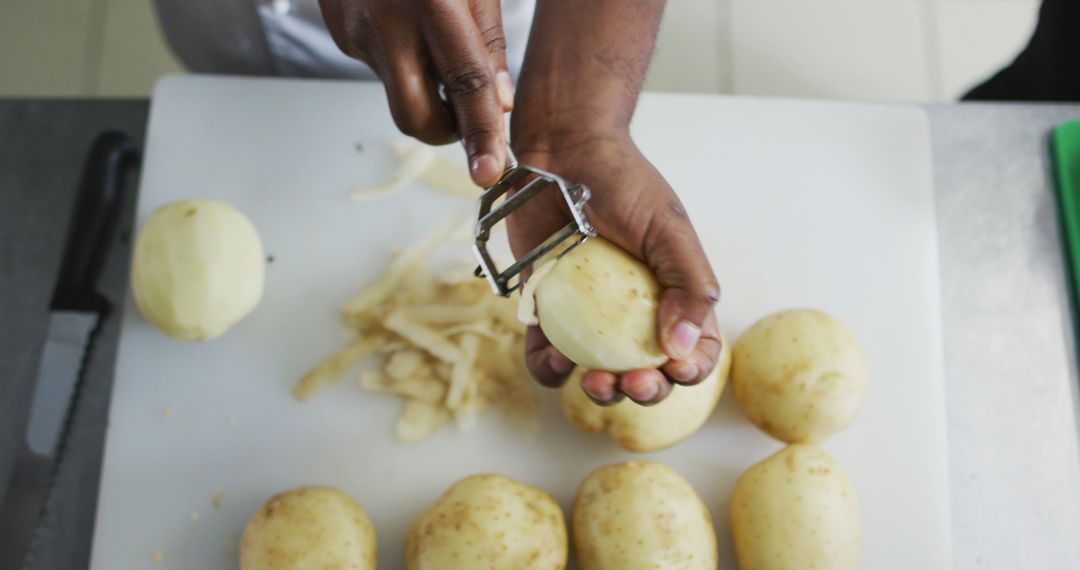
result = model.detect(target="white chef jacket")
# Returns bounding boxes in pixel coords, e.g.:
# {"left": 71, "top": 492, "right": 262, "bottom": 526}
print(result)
{"left": 154, "top": 0, "right": 535, "bottom": 79}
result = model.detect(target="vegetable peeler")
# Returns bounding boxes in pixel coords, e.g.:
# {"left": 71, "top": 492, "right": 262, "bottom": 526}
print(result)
{"left": 473, "top": 152, "right": 596, "bottom": 297}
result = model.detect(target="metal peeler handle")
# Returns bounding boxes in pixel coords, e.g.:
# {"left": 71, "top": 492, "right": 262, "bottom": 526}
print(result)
{"left": 473, "top": 159, "right": 596, "bottom": 297}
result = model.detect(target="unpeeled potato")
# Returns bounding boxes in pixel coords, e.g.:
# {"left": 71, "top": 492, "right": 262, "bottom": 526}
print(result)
{"left": 405, "top": 474, "right": 567, "bottom": 570}
{"left": 131, "top": 198, "right": 264, "bottom": 340}
{"left": 533, "top": 237, "right": 667, "bottom": 372}
{"left": 731, "top": 308, "right": 868, "bottom": 443}
{"left": 240, "top": 486, "right": 375, "bottom": 570}
{"left": 560, "top": 330, "right": 731, "bottom": 452}
{"left": 730, "top": 445, "right": 860, "bottom": 570}
{"left": 572, "top": 460, "right": 717, "bottom": 569}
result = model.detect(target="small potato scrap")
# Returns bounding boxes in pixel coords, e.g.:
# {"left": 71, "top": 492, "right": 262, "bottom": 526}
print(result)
{"left": 731, "top": 308, "right": 868, "bottom": 444}
{"left": 572, "top": 460, "right": 717, "bottom": 570}
{"left": 730, "top": 445, "right": 861, "bottom": 570}
{"left": 405, "top": 474, "right": 568, "bottom": 570}
{"left": 296, "top": 222, "right": 535, "bottom": 442}
{"left": 240, "top": 486, "right": 376, "bottom": 570}
{"left": 560, "top": 330, "right": 732, "bottom": 452}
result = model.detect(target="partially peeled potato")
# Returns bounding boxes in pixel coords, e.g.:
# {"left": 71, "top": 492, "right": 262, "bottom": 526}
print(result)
{"left": 530, "top": 237, "right": 667, "bottom": 372}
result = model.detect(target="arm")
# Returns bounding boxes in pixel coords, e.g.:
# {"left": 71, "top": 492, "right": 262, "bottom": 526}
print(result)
{"left": 508, "top": 0, "right": 723, "bottom": 405}
{"left": 512, "top": 0, "right": 664, "bottom": 152}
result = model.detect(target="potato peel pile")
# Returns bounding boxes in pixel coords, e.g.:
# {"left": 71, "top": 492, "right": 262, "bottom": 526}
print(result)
{"left": 294, "top": 222, "right": 536, "bottom": 442}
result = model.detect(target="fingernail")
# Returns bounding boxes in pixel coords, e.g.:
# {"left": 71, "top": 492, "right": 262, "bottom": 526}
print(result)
{"left": 470, "top": 153, "right": 500, "bottom": 185}
{"left": 669, "top": 320, "right": 701, "bottom": 358}
{"left": 495, "top": 71, "right": 515, "bottom": 110}
{"left": 549, "top": 353, "right": 573, "bottom": 375}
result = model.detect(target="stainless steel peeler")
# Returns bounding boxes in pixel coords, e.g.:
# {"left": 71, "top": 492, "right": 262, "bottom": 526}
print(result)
{"left": 473, "top": 152, "right": 596, "bottom": 296}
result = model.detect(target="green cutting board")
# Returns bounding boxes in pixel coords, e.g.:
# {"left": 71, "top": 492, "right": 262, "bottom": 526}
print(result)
{"left": 1054, "top": 120, "right": 1080, "bottom": 307}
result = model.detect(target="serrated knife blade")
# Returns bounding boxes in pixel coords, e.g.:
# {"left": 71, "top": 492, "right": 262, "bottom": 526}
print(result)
{"left": 0, "top": 131, "right": 137, "bottom": 570}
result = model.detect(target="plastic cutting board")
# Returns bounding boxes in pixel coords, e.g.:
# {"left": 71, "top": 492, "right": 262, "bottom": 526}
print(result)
{"left": 90, "top": 76, "right": 953, "bottom": 569}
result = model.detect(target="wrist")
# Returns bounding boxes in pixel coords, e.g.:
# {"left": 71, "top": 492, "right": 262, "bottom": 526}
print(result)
{"left": 510, "top": 112, "right": 632, "bottom": 160}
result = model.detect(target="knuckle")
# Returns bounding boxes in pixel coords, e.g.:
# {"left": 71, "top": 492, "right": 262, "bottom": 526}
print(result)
{"left": 673, "top": 281, "right": 720, "bottom": 309}
{"left": 699, "top": 279, "right": 721, "bottom": 305}
{"left": 390, "top": 106, "right": 429, "bottom": 138}
{"left": 443, "top": 65, "right": 492, "bottom": 98}
{"left": 480, "top": 23, "right": 507, "bottom": 53}
{"left": 385, "top": 74, "right": 437, "bottom": 139}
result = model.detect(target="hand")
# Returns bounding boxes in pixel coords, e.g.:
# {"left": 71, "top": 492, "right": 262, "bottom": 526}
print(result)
{"left": 319, "top": 0, "right": 515, "bottom": 186}
{"left": 507, "top": 132, "right": 723, "bottom": 405}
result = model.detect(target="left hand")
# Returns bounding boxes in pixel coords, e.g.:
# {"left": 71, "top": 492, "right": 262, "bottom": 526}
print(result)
{"left": 506, "top": 132, "right": 723, "bottom": 405}
{"left": 319, "top": 0, "right": 515, "bottom": 186}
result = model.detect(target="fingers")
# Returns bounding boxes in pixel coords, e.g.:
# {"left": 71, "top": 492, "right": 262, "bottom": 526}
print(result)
{"left": 581, "top": 369, "right": 672, "bottom": 406}
{"left": 662, "top": 311, "right": 722, "bottom": 386}
{"left": 421, "top": 0, "right": 509, "bottom": 186}
{"left": 617, "top": 369, "right": 673, "bottom": 405}
{"left": 320, "top": 0, "right": 456, "bottom": 144}
{"left": 469, "top": 0, "right": 514, "bottom": 111}
{"left": 369, "top": 4, "right": 456, "bottom": 144}
{"left": 318, "top": 0, "right": 361, "bottom": 60}
{"left": 524, "top": 326, "right": 575, "bottom": 387}
{"left": 581, "top": 371, "right": 620, "bottom": 404}
{"left": 380, "top": 52, "right": 457, "bottom": 145}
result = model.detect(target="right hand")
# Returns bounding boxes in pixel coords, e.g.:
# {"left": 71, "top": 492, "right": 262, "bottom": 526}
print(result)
{"left": 319, "top": 0, "right": 515, "bottom": 186}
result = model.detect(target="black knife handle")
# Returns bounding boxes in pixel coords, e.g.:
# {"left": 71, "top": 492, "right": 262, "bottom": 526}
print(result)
{"left": 51, "top": 131, "right": 140, "bottom": 313}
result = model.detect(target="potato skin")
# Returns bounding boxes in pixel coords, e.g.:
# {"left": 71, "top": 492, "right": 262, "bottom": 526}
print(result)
{"left": 535, "top": 237, "right": 667, "bottom": 372}
{"left": 573, "top": 461, "right": 717, "bottom": 569}
{"left": 240, "top": 486, "right": 375, "bottom": 570}
{"left": 731, "top": 309, "right": 868, "bottom": 443}
{"left": 560, "top": 331, "right": 731, "bottom": 452}
{"left": 131, "top": 198, "right": 264, "bottom": 341}
{"left": 405, "top": 474, "right": 567, "bottom": 570}
{"left": 730, "top": 445, "right": 860, "bottom": 570}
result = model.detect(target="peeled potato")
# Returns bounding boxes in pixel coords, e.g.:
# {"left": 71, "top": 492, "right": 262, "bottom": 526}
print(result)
{"left": 560, "top": 330, "right": 731, "bottom": 452}
{"left": 131, "top": 198, "right": 264, "bottom": 340}
{"left": 405, "top": 474, "right": 567, "bottom": 570}
{"left": 573, "top": 460, "right": 716, "bottom": 569}
{"left": 533, "top": 237, "right": 666, "bottom": 372}
{"left": 240, "top": 486, "right": 376, "bottom": 570}
{"left": 730, "top": 445, "right": 860, "bottom": 570}
{"left": 731, "top": 309, "right": 867, "bottom": 443}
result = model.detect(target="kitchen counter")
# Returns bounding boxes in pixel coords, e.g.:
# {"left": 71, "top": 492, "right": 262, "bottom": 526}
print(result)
{"left": 1, "top": 98, "right": 1078, "bottom": 569}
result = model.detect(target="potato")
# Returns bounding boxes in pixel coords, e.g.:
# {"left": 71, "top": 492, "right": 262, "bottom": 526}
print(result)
{"left": 731, "top": 308, "right": 867, "bottom": 443}
{"left": 533, "top": 237, "right": 667, "bottom": 372}
{"left": 573, "top": 460, "right": 716, "bottom": 569}
{"left": 131, "top": 198, "right": 264, "bottom": 340}
{"left": 405, "top": 474, "right": 567, "bottom": 569}
{"left": 730, "top": 445, "right": 860, "bottom": 570}
{"left": 560, "top": 331, "right": 731, "bottom": 452}
{"left": 240, "top": 486, "right": 376, "bottom": 570}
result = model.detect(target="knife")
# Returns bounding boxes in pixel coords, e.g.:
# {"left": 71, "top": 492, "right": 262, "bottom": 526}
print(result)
{"left": 0, "top": 132, "right": 138, "bottom": 569}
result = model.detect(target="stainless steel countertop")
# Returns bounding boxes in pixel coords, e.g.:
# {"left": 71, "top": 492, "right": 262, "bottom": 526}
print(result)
{"left": 2, "top": 99, "right": 1079, "bottom": 569}
{"left": 928, "top": 103, "right": 1080, "bottom": 568}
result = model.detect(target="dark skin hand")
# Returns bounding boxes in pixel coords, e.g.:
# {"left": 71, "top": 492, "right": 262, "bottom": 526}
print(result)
{"left": 322, "top": 0, "right": 722, "bottom": 404}
{"left": 319, "top": 0, "right": 515, "bottom": 186}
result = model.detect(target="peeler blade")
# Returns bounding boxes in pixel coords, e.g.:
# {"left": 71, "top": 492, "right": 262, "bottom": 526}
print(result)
{"left": 473, "top": 164, "right": 595, "bottom": 296}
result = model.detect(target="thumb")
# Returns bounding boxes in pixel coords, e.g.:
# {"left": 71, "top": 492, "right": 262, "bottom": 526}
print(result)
{"left": 645, "top": 211, "right": 721, "bottom": 360}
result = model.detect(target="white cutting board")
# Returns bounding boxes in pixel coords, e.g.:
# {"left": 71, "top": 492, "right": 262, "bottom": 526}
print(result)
{"left": 91, "top": 75, "right": 951, "bottom": 569}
